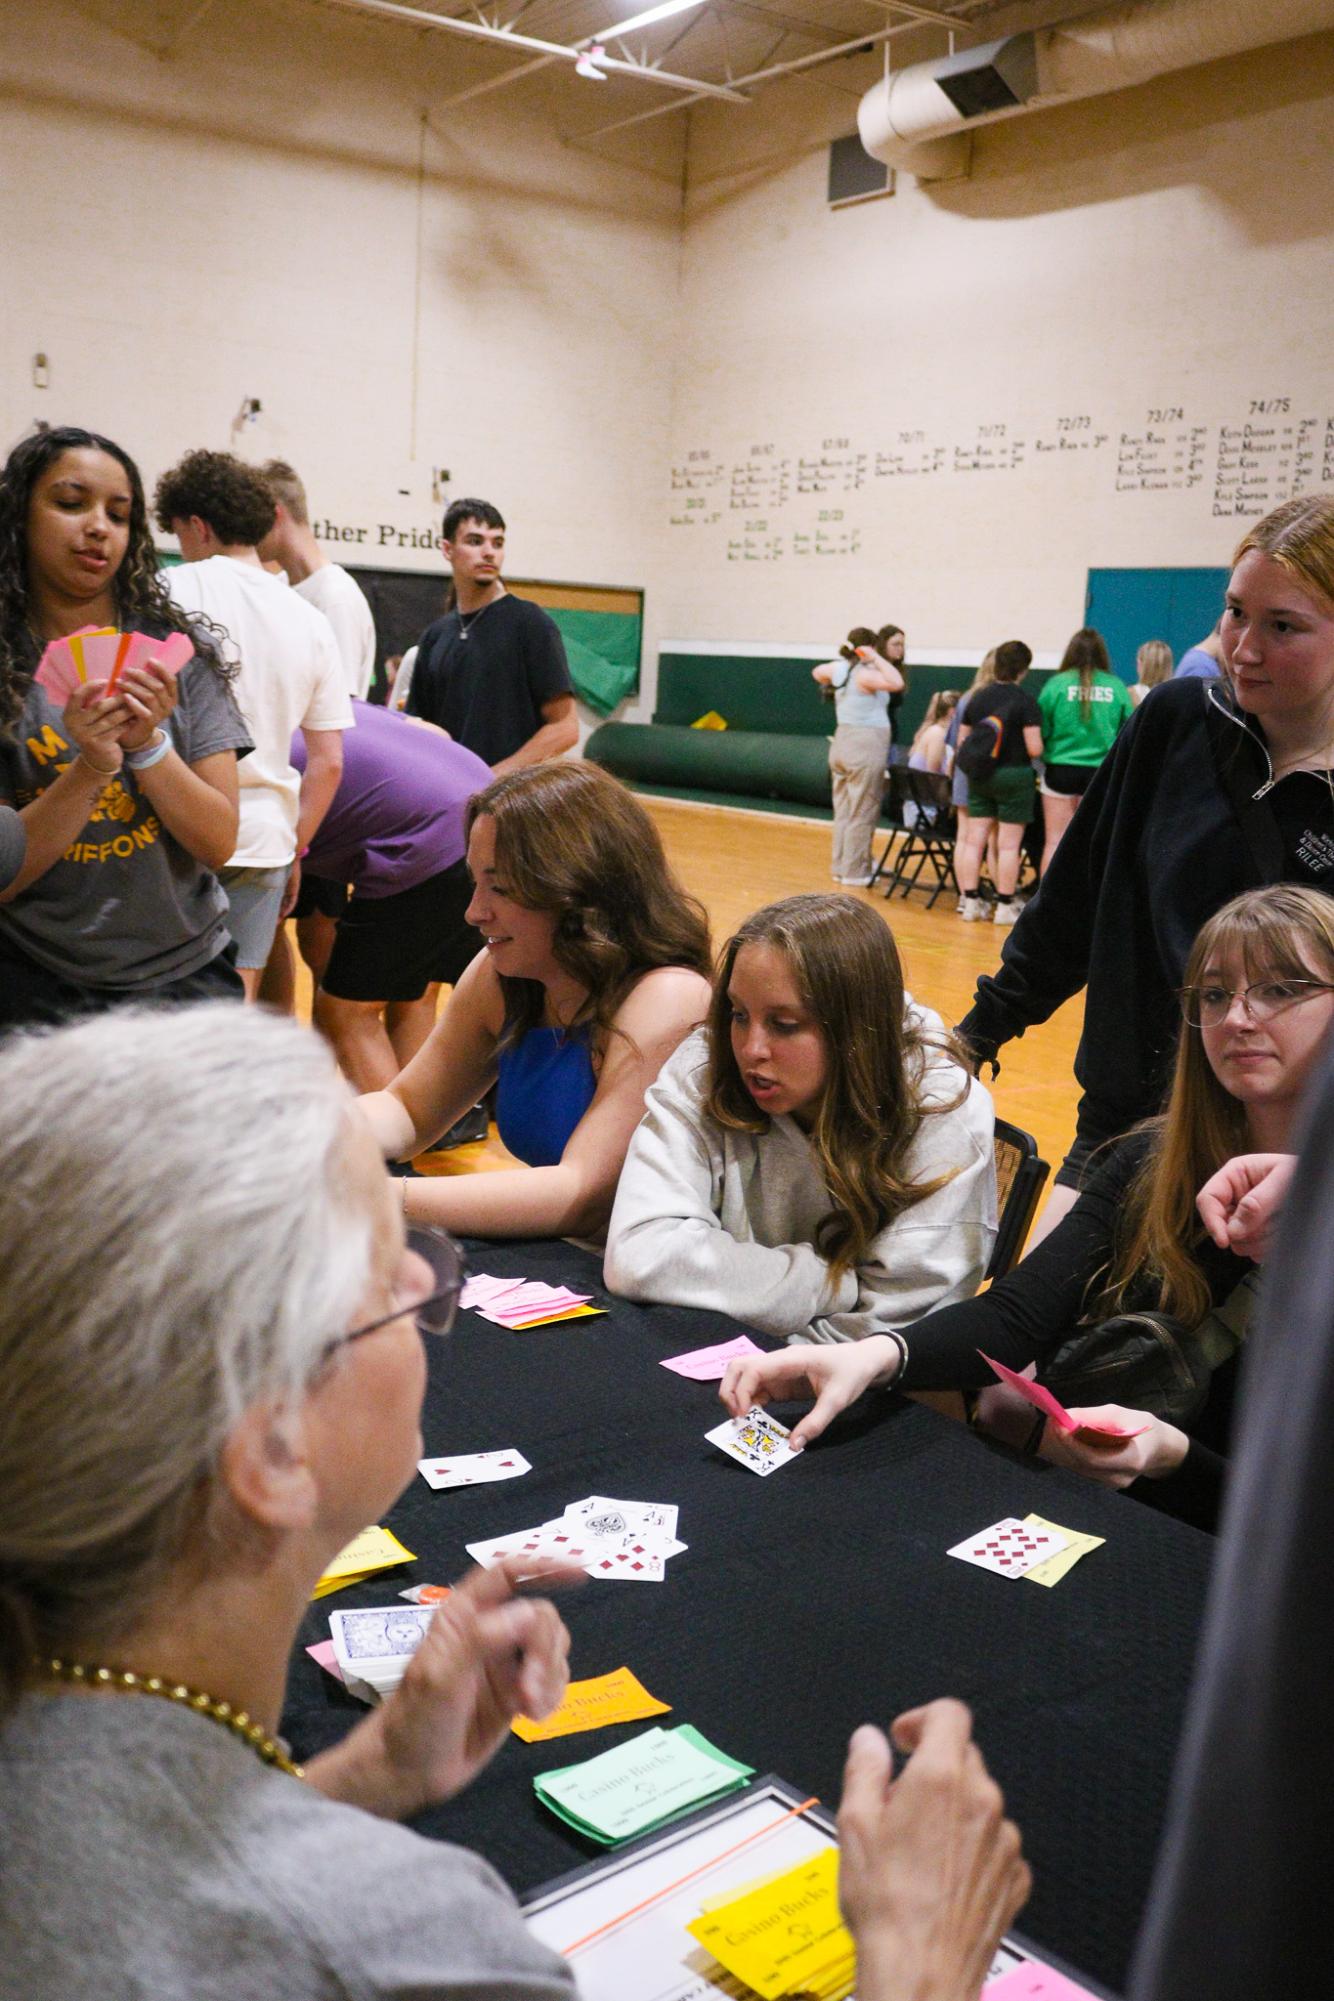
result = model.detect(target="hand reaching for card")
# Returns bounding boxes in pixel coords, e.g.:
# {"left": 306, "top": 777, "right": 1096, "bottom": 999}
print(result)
{"left": 305, "top": 1558, "right": 582, "bottom": 1821}
{"left": 1037, "top": 1407, "right": 1189, "bottom": 1489}
{"left": 719, "top": 1335, "right": 901, "bottom": 1450}
{"left": 838, "top": 1701, "right": 1030, "bottom": 2001}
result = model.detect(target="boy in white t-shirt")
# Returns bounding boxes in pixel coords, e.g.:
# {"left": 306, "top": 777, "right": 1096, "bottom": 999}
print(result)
{"left": 154, "top": 451, "right": 352, "bottom": 998}
{"left": 257, "top": 459, "right": 377, "bottom": 700}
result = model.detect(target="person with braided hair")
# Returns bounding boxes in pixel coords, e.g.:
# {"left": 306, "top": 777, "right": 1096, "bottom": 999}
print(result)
{"left": 0, "top": 427, "right": 251, "bottom": 1028}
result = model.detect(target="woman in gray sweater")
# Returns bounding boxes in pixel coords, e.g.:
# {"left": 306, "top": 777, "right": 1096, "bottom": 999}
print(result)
{"left": 605, "top": 894, "right": 996, "bottom": 1343}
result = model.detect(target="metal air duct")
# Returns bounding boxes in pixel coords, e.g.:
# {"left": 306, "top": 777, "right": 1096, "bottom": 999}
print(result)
{"left": 858, "top": 0, "right": 1334, "bottom": 181}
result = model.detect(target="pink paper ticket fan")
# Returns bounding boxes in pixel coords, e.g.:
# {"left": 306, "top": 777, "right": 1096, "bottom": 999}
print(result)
{"left": 979, "top": 1354, "right": 1150, "bottom": 1441}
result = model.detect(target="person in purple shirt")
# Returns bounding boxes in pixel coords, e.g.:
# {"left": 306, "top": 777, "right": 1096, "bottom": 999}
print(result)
{"left": 291, "top": 701, "right": 490, "bottom": 1089}
{"left": 1173, "top": 620, "right": 1224, "bottom": 679}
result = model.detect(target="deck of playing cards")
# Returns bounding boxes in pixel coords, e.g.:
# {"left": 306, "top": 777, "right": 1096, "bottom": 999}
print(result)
{"left": 328, "top": 1603, "right": 436, "bottom": 1703}
{"left": 466, "top": 1494, "right": 686, "bottom": 1583}
{"left": 705, "top": 1408, "right": 798, "bottom": 1477}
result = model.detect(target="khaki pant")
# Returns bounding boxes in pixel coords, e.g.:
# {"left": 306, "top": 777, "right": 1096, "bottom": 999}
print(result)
{"left": 829, "top": 725, "right": 890, "bottom": 882}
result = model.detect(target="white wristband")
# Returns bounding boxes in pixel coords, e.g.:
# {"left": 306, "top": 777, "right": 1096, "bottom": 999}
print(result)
{"left": 124, "top": 729, "right": 171, "bottom": 771}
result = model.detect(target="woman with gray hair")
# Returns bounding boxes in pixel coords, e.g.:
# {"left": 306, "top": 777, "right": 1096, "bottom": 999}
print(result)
{"left": 0, "top": 1003, "right": 579, "bottom": 1999}
{"left": 0, "top": 1004, "right": 1031, "bottom": 2001}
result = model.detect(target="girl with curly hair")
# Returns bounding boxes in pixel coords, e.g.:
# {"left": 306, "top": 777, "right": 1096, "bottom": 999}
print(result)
{"left": 0, "top": 427, "right": 251, "bottom": 1027}
{"left": 358, "top": 761, "right": 713, "bottom": 1240}
{"left": 604, "top": 893, "right": 996, "bottom": 1339}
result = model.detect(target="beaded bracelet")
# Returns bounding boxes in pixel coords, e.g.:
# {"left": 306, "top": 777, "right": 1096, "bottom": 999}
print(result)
{"left": 124, "top": 729, "right": 172, "bottom": 771}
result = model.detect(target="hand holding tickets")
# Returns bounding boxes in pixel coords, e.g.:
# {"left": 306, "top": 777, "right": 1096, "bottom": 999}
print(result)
{"left": 837, "top": 1701, "right": 1030, "bottom": 2001}
{"left": 980, "top": 1354, "right": 1149, "bottom": 1442}
{"left": 35, "top": 627, "right": 193, "bottom": 703}
{"left": 306, "top": 1558, "right": 579, "bottom": 1821}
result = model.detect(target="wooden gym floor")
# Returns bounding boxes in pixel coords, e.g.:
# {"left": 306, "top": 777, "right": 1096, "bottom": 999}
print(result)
{"left": 294, "top": 796, "right": 1083, "bottom": 1219}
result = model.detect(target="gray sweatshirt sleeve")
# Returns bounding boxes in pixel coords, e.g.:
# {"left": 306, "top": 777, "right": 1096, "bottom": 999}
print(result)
{"left": 603, "top": 1036, "right": 858, "bottom": 1336}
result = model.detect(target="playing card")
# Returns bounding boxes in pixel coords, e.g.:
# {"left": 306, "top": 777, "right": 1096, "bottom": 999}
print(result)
{"left": 705, "top": 1409, "right": 798, "bottom": 1477}
{"left": 584, "top": 1542, "right": 667, "bottom": 1582}
{"left": 565, "top": 1495, "right": 680, "bottom": 1543}
{"left": 465, "top": 1521, "right": 597, "bottom": 1571}
{"left": 947, "top": 1516, "right": 1073, "bottom": 1579}
{"left": 417, "top": 1448, "right": 531, "bottom": 1490}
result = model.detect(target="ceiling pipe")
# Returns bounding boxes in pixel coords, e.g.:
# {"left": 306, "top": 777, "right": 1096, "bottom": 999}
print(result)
{"left": 858, "top": 0, "right": 1334, "bottom": 180}
{"left": 312, "top": 0, "right": 750, "bottom": 102}
{"left": 576, "top": 10, "right": 929, "bottom": 143}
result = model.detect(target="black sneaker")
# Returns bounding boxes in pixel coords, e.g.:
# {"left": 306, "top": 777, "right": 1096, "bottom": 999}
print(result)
{"left": 423, "top": 1102, "right": 490, "bottom": 1150}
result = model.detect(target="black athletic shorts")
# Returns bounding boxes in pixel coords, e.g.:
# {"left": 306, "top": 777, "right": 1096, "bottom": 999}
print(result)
{"left": 293, "top": 873, "right": 348, "bottom": 922}
{"left": 320, "top": 858, "right": 477, "bottom": 1004}
{"left": 1040, "top": 761, "right": 1096, "bottom": 798}
{"left": 0, "top": 934, "right": 243, "bottom": 1035}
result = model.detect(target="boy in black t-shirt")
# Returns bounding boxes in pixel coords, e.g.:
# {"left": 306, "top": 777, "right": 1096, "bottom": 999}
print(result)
{"left": 953, "top": 640, "right": 1043, "bottom": 926}
{"left": 405, "top": 498, "right": 576, "bottom": 773}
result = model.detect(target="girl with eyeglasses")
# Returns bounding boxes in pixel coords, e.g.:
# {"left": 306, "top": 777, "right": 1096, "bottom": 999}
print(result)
{"left": 719, "top": 886, "right": 1334, "bottom": 1528}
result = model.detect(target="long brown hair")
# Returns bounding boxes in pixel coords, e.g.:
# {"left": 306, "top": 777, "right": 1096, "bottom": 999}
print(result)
{"left": 1094, "top": 886, "right": 1334, "bottom": 1323}
{"left": 1057, "top": 626, "right": 1111, "bottom": 723}
{"left": 465, "top": 763, "right": 711, "bottom": 1049}
{"left": 704, "top": 894, "right": 968, "bottom": 1281}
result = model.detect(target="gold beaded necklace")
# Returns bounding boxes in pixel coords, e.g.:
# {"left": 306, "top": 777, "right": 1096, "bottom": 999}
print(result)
{"left": 39, "top": 1658, "right": 305, "bottom": 1779}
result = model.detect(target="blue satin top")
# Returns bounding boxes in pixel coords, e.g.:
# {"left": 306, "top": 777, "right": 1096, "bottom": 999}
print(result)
{"left": 494, "top": 1024, "right": 597, "bottom": 1168}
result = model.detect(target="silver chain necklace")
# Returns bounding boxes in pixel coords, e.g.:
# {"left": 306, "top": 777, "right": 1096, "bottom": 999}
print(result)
{"left": 457, "top": 592, "right": 503, "bottom": 642}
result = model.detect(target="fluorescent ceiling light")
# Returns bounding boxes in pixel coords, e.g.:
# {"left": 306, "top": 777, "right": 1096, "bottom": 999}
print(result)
{"left": 601, "top": 0, "right": 707, "bottom": 38}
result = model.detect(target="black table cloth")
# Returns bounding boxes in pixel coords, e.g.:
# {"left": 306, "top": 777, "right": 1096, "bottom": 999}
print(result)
{"left": 285, "top": 1238, "right": 1216, "bottom": 1995}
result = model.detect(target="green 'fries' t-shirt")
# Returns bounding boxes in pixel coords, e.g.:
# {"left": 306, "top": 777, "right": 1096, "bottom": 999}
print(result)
{"left": 0, "top": 646, "right": 252, "bottom": 988}
{"left": 1037, "top": 668, "right": 1133, "bottom": 767}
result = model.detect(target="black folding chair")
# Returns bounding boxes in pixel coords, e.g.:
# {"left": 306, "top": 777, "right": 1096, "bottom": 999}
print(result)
{"left": 877, "top": 769, "right": 957, "bottom": 906}
{"left": 868, "top": 764, "right": 915, "bottom": 892}
{"left": 987, "top": 1117, "right": 1050, "bottom": 1280}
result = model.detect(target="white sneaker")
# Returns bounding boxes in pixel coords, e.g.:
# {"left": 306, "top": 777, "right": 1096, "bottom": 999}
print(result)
{"left": 959, "top": 895, "right": 988, "bottom": 922}
{"left": 841, "top": 874, "right": 874, "bottom": 888}
{"left": 993, "top": 899, "right": 1021, "bottom": 925}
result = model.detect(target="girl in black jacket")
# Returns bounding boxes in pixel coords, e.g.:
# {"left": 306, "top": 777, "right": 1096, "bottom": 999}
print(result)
{"left": 959, "top": 494, "right": 1334, "bottom": 1235}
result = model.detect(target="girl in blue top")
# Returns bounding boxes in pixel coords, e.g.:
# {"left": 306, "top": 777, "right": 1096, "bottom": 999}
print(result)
{"left": 360, "top": 762, "right": 712, "bottom": 1241}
